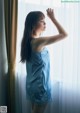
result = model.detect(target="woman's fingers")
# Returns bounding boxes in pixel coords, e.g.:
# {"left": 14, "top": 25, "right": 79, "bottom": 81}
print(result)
{"left": 46, "top": 8, "right": 54, "bottom": 15}
{"left": 46, "top": 8, "right": 54, "bottom": 19}
{"left": 46, "top": 8, "right": 53, "bottom": 13}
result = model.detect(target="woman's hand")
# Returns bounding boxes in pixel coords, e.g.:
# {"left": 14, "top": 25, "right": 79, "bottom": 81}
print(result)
{"left": 46, "top": 8, "right": 55, "bottom": 20}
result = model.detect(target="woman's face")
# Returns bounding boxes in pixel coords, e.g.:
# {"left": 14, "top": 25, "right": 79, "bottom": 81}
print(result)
{"left": 35, "top": 18, "right": 46, "bottom": 33}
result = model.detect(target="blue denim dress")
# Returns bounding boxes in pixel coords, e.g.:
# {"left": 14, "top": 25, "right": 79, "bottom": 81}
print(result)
{"left": 26, "top": 47, "right": 52, "bottom": 104}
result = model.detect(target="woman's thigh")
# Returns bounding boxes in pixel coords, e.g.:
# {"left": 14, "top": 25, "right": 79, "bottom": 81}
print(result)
{"left": 32, "top": 102, "right": 48, "bottom": 113}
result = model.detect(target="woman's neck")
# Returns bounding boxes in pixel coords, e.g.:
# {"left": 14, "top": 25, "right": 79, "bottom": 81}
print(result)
{"left": 31, "top": 32, "right": 41, "bottom": 38}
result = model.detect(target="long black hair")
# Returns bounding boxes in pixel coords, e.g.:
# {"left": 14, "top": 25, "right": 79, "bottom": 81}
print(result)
{"left": 20, "top": 11, "right": 45, "bottom": 63}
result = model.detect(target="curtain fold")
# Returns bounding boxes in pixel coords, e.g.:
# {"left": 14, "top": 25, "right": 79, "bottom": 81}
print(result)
{"left": 4, "top": 0, "right": 18, "bottom": 113}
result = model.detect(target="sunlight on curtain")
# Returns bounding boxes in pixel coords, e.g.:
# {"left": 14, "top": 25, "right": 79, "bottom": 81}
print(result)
{"left": 15, "top": 1, "right": 80, "bottom": 113}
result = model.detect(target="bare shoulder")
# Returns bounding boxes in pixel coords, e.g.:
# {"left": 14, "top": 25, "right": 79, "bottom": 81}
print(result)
{"left": 31, "top": 34, "right": 67, "bottom": 48}
{"left": 31, "top": 38, "right": 45, "bottom": 52}
{"left": 31, "top": 33, "right": 67, "bottom": 52}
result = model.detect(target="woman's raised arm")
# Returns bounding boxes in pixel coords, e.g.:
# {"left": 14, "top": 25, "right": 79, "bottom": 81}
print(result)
{"left": 32, "top": 8, "right": 68, "bottom": 50}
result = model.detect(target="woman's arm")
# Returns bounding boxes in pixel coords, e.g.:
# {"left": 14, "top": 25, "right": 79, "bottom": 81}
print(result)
{"left": 33, "top": 8, "right": 68, "bottom": 51}
{"left": 47, "top": 8, "right": 67, "bottom": 35}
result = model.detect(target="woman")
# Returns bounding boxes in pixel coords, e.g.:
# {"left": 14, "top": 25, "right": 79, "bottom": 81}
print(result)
{"left": 20, "top": 8, "right": 67, "bottom": 113}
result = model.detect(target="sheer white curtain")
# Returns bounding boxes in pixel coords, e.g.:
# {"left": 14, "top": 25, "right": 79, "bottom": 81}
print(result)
{"left": 15, "top": 1, "right": 80, "bottom": 113}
